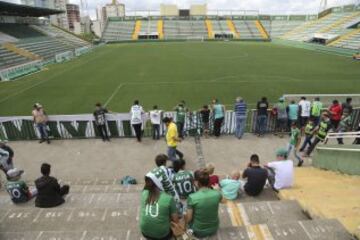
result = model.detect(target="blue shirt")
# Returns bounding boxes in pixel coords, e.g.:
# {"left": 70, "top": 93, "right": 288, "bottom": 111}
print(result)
{"left": 213, "top": 104, "right": 224, "bottom": 119}
{"left": 235, "top": 101, "right": 247, "bottom": 117}
{"left": 288, "top": 104, "right": 298, "bottom": 121}
{"left": 220, "top": 179, "right": 241, "bottom": 200}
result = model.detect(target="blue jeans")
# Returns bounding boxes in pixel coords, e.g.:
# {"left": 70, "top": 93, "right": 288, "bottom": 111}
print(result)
{"left": 37, "top": 123, "right": 48, "bottom": 140}
{"left": 256, "top": 115, "right": 267, "bottom": 135}
{"left": 235, "top": 116, "right": 246, "bottom": 139}
{"left": 300, "top": 135, "right": 313, "bottom": 152}
{"left": 167, "top": 146, "right": 183, "bottom": 161}
{"left": 287, "top": 143, "right": 302, "bottom": 163}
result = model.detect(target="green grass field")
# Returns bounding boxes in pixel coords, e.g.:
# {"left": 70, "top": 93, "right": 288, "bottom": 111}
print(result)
{"left": 0, "top": 41, "right": 359, "bottom": 116}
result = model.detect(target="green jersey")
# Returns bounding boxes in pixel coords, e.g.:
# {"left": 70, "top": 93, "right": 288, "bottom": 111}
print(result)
{"left": 317, "top": 120, "right": 331, "bottom": 140}
{"left": 150, "top": 166, "right": 178, "bottom": 200}
{"left": 173, "top": 170, "right": 195, "bottom": 199}
{"left": 187, "top": 188, "right": 222, "bottom": 238}
{"left": 304, "top": 122, "right": 315, "bottom": 136}
{"left": 175, "top": 106, "right": 186, "bottom": 123}
{"left": 290, "top": 127, "right": 301, "bottom": 145}
{"left": 6, "top": 180, "right": 29, "bottom": 203}
{"left": 140, "top": 190, "right": 176, "bottom": 239}
{"left": 311, "top": 101, "right": 323, "bottom": 117}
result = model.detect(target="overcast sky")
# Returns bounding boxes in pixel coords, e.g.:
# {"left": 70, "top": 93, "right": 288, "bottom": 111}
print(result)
{"left": 4, "top": 0, "right": 358, "bottom": 19}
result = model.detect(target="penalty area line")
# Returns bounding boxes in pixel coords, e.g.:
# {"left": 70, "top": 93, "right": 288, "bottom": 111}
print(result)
{"left": 104, "top": 83, "right": 124, "bottom": 107}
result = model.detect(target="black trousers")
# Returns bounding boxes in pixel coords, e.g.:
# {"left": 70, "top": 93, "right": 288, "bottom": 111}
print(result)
{"left": 306, "top": 137, "right": 321, "bottom": 156}
{"left": 177, "top": 122, "right": 184, "bottom": 138}
{"left": 60, "top": 185, "right": 70, "bottom": 196}
{"left": 214, "top": 117, "right": 224, "bottom": 137}
{"left": 97, "top": 124, "right": 109, "bottom": 140}
{"left": 132, "top": 123, "right": 142, "bottom": 141}
{"left": 152, "top": 124, "right": 160, "bottom": 140}
{"left": 142, "top": 230, "right": 172, "bottom": 240}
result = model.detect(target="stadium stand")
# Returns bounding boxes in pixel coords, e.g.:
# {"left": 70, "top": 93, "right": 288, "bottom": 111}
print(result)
{"left": 102, "top": 19, "right": 135, "bottom": 42}
{"left": 163, "top": 20, "right": 208, "bottom": 40}
{"left": 0, "top": 23, "right": 45, "bottom": 39}
{"left": 233, "top": 20, "right": 263, "bottom": 40}
{"left": 330, "top": 28, "right": 360, "bottom": 49}
{"left": 0, "top": 46, "right": 31, "bottom": 69}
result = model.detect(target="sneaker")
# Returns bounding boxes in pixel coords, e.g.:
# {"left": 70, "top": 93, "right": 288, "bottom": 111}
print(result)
{"left": 297, "top": 160, "right": 304, "bottom": 167}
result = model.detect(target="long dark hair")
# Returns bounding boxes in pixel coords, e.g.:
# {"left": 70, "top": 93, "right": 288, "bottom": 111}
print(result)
{"left": 144, "top": 176, "right": 160, "bottom": 204}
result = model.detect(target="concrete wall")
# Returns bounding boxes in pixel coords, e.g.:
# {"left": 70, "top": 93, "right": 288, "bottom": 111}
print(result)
{"left": 190, "top": 4, "right": 207, "bottom": 16}
{"left": 160, "top": 4, "right": 179, "bottom": 16}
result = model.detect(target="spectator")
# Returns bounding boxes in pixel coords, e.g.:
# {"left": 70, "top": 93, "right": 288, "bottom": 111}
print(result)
{"left": 186, "top": 170, "right": 223, "bottom": 238}
{"left": 150, "top": 105, "right": 162, "bottom": 140}
{"left": 6, "top": 168, "right": 37, "bottom": 204}
{"left": 35, "top": 163, "right": 69, "bottom": 208}
{"left": 342, "top": 98, "right": 353, "bottom": 116}
{"left": 130, "top": 100, "right": 145, "bottom": 142}
{"left": 199, "top": 105, "right": 211, "bottom": 138}
{"left": 242, "top": 154, "right": 268, "bottom": 197}
{"left": 163, "top": 117, "right": 183, "bottom": 161}
{"left": 205, "top": 163, "right": 219, "bottom": 187}
{"left": 93, "top": 102, "right": 110, "bottom": 142}
{"left": 0, "top": 141, "right": 14, "bottom": 177}
{"left": 353, "top": 122, "right": 360, "bottom": 145}
{"left": 32, "top": 103, "right": 50, "bottom": 144}
{"left": 173, "top": 159, "right": 195, "bottom": 200}
{"left": 273, "top": 97, "right": 288, "bottom": 138}
{"left": 174, "top": 101, "right": 187, "bottom": 139}
{"left": 337, "top": 112, "right": 352, "bottom": 145}
{"left": 287, "top": 100, "right": 299, "bottom": 129}
{"left": 219, "top": 171, "right": 242, "bottom": 200}
{"left": 305, "top": 112, "right": 332, "bottom": 156}
{"left": 299, "top": 118, "right": 315, "bottom": 152}
{"left": 234, "top": 97, "right": 247, "bottom": 139}
{"left": 140, "top": 175, "right": 178, "bottom": 240}
{"left": 212, "top": 99, "right": 225, "bottom": 138}
{"left": 298, "top": 97, "right": 311, "bottom": 130}
{"left": 266, "top": 148, "right": 294, "bottom": 191}
{"left": 328, "top": 100, "right": 342, "bottom": 130}
{"left": 311, "top": 97, "right": 323, "bottom": 126}
{"left": 256, "top": 97, "right": 269, "bottom": 137}
{"left": 150, "top": 154, "right": 179, "bottom": 200}
{"left": 288, "top": 122, "right": 303, "bottom": 167}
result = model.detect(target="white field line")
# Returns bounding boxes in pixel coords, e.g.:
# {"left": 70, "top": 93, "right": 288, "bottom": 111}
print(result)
{"left": 104, "top": 83, "right": 124, "bottom": 107}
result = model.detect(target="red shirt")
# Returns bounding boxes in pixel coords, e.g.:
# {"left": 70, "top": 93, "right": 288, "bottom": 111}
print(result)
{"left": 209, "top": 175, "right": 219, "bottom": 187}
{"left": 329, "top": 104, "right": 342, "bottom": 121}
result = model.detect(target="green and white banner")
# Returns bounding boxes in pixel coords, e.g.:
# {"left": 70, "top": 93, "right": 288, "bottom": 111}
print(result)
{"left": 0, "top": 109, "right": 359, "bottom": 141}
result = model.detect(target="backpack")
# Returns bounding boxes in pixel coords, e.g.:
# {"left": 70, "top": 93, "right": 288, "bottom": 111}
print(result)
{"left": 120, "top": 176, "right": 137, "bottom": 185}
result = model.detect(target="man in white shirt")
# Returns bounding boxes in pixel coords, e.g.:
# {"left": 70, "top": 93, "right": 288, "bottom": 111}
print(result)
{"left": 266, "top": 148, "right": 294, "bottom": 192}
{"left": 149, "top": 105, "right": 162, "bottom": 140}
{"left": 298, "top": 97, "right": 311, "bottom": 129}
{"left": 130, "top": 100, "right": 145, "bottom": 142}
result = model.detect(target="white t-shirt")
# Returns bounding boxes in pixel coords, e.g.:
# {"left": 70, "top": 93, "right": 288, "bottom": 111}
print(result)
{"left": 130, "top": 105, "right": 144, "bottom": 124}
{"left": 150, "top": 110, "right": 162, "bottom": 125}
{"left": 299, "top": 100, "right": 311, "bottom": 117}
{"left": 267, "top": 160, "right": 294, "bottom": 190}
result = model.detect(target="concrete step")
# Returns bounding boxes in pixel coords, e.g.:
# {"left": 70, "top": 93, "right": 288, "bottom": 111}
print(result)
{"left": 0, "top": 219, "right": 352, "bottom": 240}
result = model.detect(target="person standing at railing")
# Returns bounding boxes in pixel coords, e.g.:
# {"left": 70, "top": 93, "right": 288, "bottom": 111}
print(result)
{"left": 336, "top": 112, "right": 352, "bottom": 145}
{"left": 256, "top": 97, "right": 269, "bottom": 137}
{"left": 173, "top": 101, "right": 188, "bottom": 139}
{"left": 287, "top": 100, "right": 299, "bottom": 129}
{"left": 130, "top": 100, "right": 145, "bottom": 142}
{"left": 328, "top": 100, "right": 342, "bottom": 131}
{"left": 311, "top": 97, "right": 323, "bottom": 126}
{"left": 32, "top": 103, "right": 50, "bottom": 144}
{"left": 212, "top": 99, "right": 225, "bottom": 138}
{"left": 199, "top": 105, "right": 211, "bottom": 138}
{"left": 234, "top": 97, "right": 247, "bottom": 139}
{"left": 93, "top": 102, "right": 110, "bottom": 142}
{"left": 305, "top": 112, "right": 332, "bottom": 157}
{"left": 342, "top": 97, "right": 353, "bottom": 116}
{"left": 298, "top": 97, "right": 311, "bottom": 132}
{"left": 273, "top": 97, "right": 288, "bottom": 138}
{"left": 149, "top": 105, "right": 162, "bottom": 140}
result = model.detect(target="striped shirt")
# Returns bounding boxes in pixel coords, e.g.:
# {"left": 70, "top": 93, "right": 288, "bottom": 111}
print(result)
{"left": 235, "top": 101, "right": 247, "bottom": 117}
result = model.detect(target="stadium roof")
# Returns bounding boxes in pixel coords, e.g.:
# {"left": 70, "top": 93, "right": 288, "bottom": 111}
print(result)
{"left": 0, "top": 1, "right": 64, "bottom": 17}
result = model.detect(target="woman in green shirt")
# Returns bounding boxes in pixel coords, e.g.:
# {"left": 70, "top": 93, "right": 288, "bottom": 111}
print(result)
{"left": 186, "top": 170, "right": 223, "bottom": 238}
{"left": 140, "top": 173, "right": 179, "bottom": 240}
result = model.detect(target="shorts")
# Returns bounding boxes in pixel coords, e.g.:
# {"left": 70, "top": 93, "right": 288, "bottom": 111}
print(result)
{"left": 203, "top": 122, "right": 209, "bottom": 131}
{"left": 300, "top": 117, "right": 309, "bottom": 127}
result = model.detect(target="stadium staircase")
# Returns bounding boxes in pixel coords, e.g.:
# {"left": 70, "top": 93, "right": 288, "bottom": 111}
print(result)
{"left": 2, "top": 42, "right": 40, "bottom": 61}
{"left": 157, "top": 20, "right": 164, "bottom": 40}
{"left": 205, "top": 19, "right": 215, "bottom": 39}
{"left": 319, "top": 11, "right": 360, "bottom": 34}
{"left": 226, "top": 20, "right": 240, "bottom": 39}
{"left": 255, "top": 20, "right": 270, "bottom": 40}
{"left": 132, "top": 20, "right": 142, "bottom": 40}
{"left": 0, "top": 178, "right": 353, "bottom": 240}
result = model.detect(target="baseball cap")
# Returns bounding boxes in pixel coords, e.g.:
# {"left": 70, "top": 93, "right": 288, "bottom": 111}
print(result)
{"left": 276, "top": 148, "right": 288, "bottom": 157}
{"left": 279, "top": 97, "right": 285, "bottom": 102}
{"left": 7, "top": 168, "right": 24, "bottom": 178}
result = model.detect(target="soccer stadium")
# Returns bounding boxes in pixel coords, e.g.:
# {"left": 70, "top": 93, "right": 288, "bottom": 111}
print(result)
{"left": 0, "top": 0, "right": 359, "bottom": 239}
